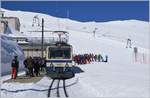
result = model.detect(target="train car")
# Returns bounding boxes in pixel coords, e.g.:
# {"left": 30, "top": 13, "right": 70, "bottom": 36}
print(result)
{"left": 45, "top": 41, "right": 73, "bottom": 72}
{"left": 45, "top": 42, "right": 75, "bottom": 97}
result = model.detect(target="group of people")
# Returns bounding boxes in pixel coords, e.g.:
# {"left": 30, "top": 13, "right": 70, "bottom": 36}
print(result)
{"left": 23, "top": 57, "right": 46, "bottom": 77}
{"left": 11, "top": 53, "right": 108, "bottom": 79}
{"left": 73, "top": 53, "right": 108, "bottom": 65}
{"left": 11, "top": 56, "right": 46, "bottom": 79}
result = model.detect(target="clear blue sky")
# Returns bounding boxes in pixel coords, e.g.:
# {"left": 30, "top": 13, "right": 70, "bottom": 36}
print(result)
{"left": 1, "top": 1, "right": 149, "bottom": 22}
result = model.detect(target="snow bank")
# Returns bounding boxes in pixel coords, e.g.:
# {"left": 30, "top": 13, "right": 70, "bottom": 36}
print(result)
{"left": 1, "top": 34, "right": 25, "bottom": 75}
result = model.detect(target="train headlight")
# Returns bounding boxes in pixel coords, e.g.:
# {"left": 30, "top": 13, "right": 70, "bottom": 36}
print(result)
{"left": 66, "top": 63, "right": 69, "bottom": 67}
{"left": 50, "top": 62, "right": 54, "bottom": 67}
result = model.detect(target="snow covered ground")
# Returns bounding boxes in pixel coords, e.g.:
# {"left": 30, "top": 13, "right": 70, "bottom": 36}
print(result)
{"left": 1, "top": 9, "right": 150, "bottom": 97}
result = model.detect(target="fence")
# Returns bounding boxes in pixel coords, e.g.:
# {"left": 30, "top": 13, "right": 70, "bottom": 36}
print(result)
{"left": 133, "top": 50, "right": 149, "bottom": 64}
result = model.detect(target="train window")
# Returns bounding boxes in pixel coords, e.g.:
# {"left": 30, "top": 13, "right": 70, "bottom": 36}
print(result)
{"left": 48, "top": 47, "right": 71, "bottom": 59}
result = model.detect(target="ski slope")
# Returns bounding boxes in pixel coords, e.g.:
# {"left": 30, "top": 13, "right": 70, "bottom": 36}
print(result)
{"left": 2, "top": 8, "right": 149, "bottom": 48}
{"left": 1, "top": 9, "right": 150, "bottom": 97}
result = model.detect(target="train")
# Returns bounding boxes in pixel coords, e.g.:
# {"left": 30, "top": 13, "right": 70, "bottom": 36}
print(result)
{"left": 45, "top": 41, "right": 73, "bottom": 73}
{"left": 45, "top": 41, "right": 74, "bottom": 97}
{"left": 44, "top": 31, "right": 74, "bottom": 73}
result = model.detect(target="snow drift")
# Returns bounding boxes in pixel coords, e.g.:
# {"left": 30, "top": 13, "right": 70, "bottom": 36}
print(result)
{"left": 1, "top": 34, "right": 25, "bottom": 75}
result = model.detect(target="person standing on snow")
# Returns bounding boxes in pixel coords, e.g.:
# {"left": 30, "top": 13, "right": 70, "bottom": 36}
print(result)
{"left": 33, "top": 57, "right": 40, "bottom": 76}
{"left": 27, "top": 57, "right": 34, "bottom": 77}
{"left": 94, "top": 54, "right": 98, "bottom": 61}
{"left": 104, "top": 55, "right": 108, "bottom": 62}
{"left": 133, "top": 47, "right": 138, "bottom": 62}
{"left": 98, "top": 54, "right": 102, "bottom": 62}
{"left": 11, "top": 56, "right": 19, "bottom": 79}
{"left": 24, "top": 58, "right": 29, "bottom": 76}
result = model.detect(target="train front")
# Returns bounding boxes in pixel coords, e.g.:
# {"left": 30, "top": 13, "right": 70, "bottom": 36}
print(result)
{"left": 46, "top": 42, "right": 73, "bottom": 73}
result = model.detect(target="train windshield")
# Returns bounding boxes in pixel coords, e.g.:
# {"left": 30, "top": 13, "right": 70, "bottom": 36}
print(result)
{"left": 48, "top": 47, "right": 71, "bottom": 59}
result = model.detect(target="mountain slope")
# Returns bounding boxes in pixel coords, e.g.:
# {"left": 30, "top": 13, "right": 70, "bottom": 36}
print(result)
{"left": 2, "top": 8, "right": 149, "bottom": 48}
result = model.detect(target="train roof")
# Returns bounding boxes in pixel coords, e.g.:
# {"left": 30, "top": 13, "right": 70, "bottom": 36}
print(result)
{"left": 49, "top": 41, "right": 72, "bottom": 47}
{"left": 53, "top": 31, "right": 69, "bottom": 34}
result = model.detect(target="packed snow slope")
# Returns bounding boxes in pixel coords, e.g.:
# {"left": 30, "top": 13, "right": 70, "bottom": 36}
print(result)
{"left": 1, "top": 9, "right": 150, "bottom": 97}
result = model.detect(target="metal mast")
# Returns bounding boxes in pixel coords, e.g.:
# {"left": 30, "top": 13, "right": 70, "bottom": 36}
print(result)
{"left": 41, "top": 18, "right": 44, "bottom": 58}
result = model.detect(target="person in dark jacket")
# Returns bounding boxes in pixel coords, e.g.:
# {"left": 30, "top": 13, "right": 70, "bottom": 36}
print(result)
{"left": 11, "top": 56, "right": 19, "bottom": 79}
{"left": 94, "top": 54, "right": 98, "bottom": 61}
{"left": 27, "top": 57, "right": 34, "bottom": 77}
{"left": 33, "top": 58, "right": 40, "bottom": 76}
{"left": 40, "top": 57, "right": 46, "bottom": 72}
{"left": 104, "top": 55, "right": 108, "bottom": 62}
{"left": 98, "top": 54, "right": 104, "bottom": 62}
{"left": 23, "top": 58, "right": 29, "bottom": 76}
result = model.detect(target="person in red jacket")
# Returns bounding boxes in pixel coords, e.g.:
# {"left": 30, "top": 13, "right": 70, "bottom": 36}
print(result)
{"left": 11, "top": 56, "right": 19, "bottom": 79}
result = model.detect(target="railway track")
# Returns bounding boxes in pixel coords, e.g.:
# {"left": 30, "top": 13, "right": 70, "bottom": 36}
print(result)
{"left": 48, "top": 79, "right": 68, "bottom": 97}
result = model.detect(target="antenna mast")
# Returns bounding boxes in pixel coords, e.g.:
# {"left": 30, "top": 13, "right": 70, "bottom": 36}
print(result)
{"left": 41, "top": 18, "right": 44, "bottom": 58}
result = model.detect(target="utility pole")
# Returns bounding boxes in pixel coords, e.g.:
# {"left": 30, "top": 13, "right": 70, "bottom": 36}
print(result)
{"left": 41, "top": 18, "right": 44, "bottom": 58}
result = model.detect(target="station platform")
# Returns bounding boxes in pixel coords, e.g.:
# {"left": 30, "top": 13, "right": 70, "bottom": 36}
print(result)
{"left": 3, "top": 66, "right": 84, "bottom": 83}
{"left": 3, "top": 72, "right": 46, "bottom": 83}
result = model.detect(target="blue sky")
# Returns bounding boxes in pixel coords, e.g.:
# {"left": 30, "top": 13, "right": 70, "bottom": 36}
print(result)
{"left": 1, "top": 1, "right": 149, "bottom": 22}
